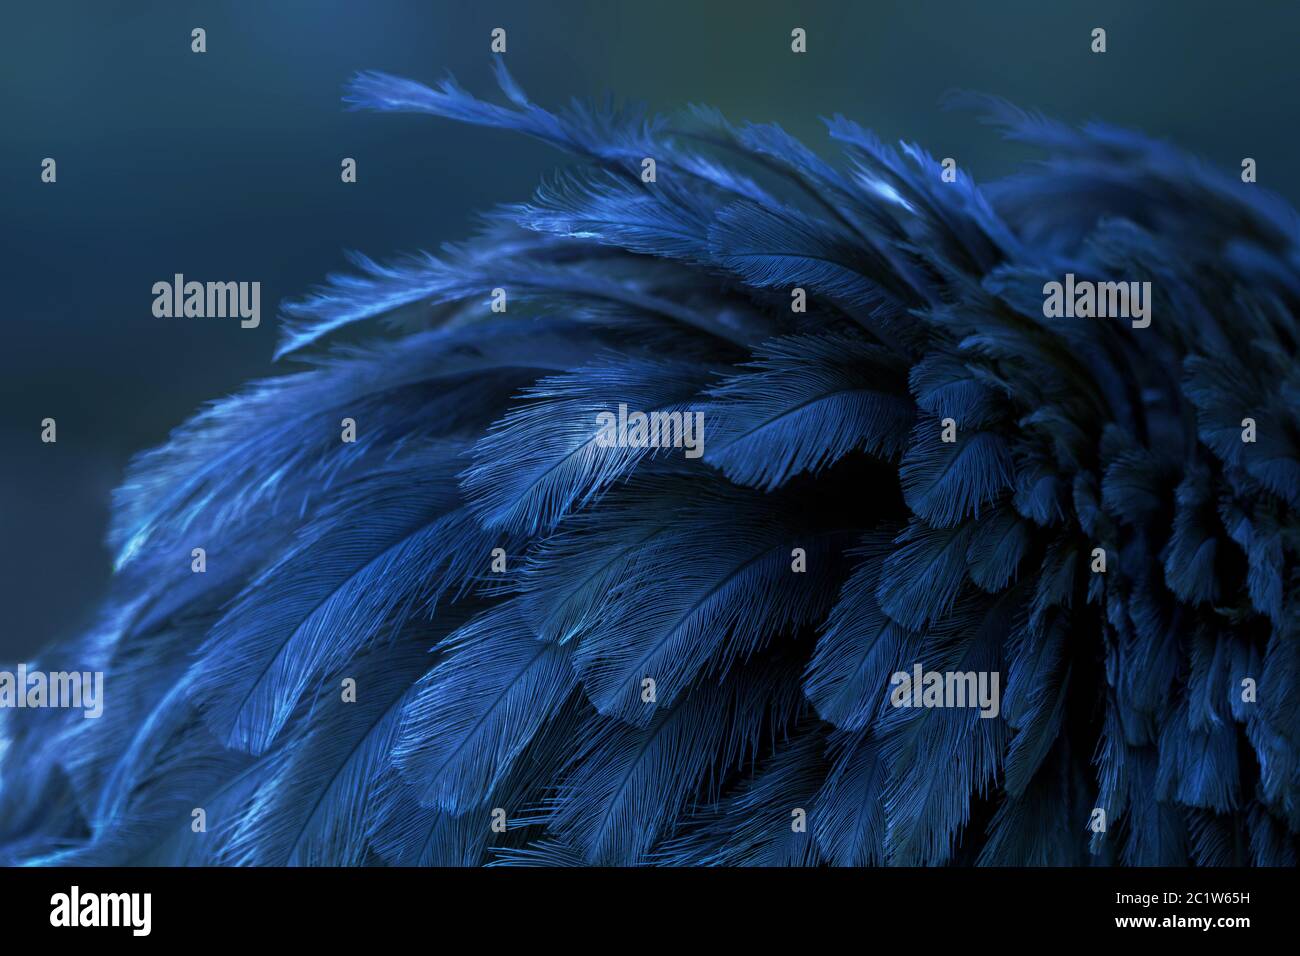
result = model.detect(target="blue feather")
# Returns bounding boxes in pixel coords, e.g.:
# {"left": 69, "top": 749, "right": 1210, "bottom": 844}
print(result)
{"left": 653, "top": 728, "right": 828, "bottom": 866}
{"left": 541, "top": 663, "right": 801, "bottom": 865}
{"left": 188, "top": 445, "right": 489, "bottom": 753}
{"left": 804, "top": 541, "right": 918, "bottom": 733}
{"left": 876, "top": 590, "right": 1015, "bottom": 864}
{"left": 704, "top": 333, "right": 914, "bottom": 489}
{"left": 391, "top": 602, "right": 576, "bottom": 813}
{"left": 812, "top": 732, "right": 887, "bottom": 866}
{"left": 218, "top": 641, "right": 431, "bottom": 866}
{"left": 461, "top": 358, "right": 715, "bottom": 536}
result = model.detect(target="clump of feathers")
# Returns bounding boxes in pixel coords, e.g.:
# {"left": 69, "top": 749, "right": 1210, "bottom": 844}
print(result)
{"left": 2, "top": 61, "right": 1298, "bottom": 866}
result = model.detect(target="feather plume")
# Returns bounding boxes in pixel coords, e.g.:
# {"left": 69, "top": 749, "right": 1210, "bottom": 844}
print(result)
{"left": 3, "top": 62, "right": 1298, "bottom": 867}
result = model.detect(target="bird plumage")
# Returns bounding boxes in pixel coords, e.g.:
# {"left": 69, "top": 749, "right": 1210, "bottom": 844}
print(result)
{"left": 2, "top": 62, "right": 1298, "bottom": 866}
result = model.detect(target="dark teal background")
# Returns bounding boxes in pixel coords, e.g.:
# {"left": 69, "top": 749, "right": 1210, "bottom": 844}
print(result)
{"left": 3, "top": 0, "right": 1298, "bottom": 659}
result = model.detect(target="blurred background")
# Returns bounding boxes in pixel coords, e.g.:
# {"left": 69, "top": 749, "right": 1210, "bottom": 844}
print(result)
{"left": 2, "top": 0, "right": 1298, "bottom": 660}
